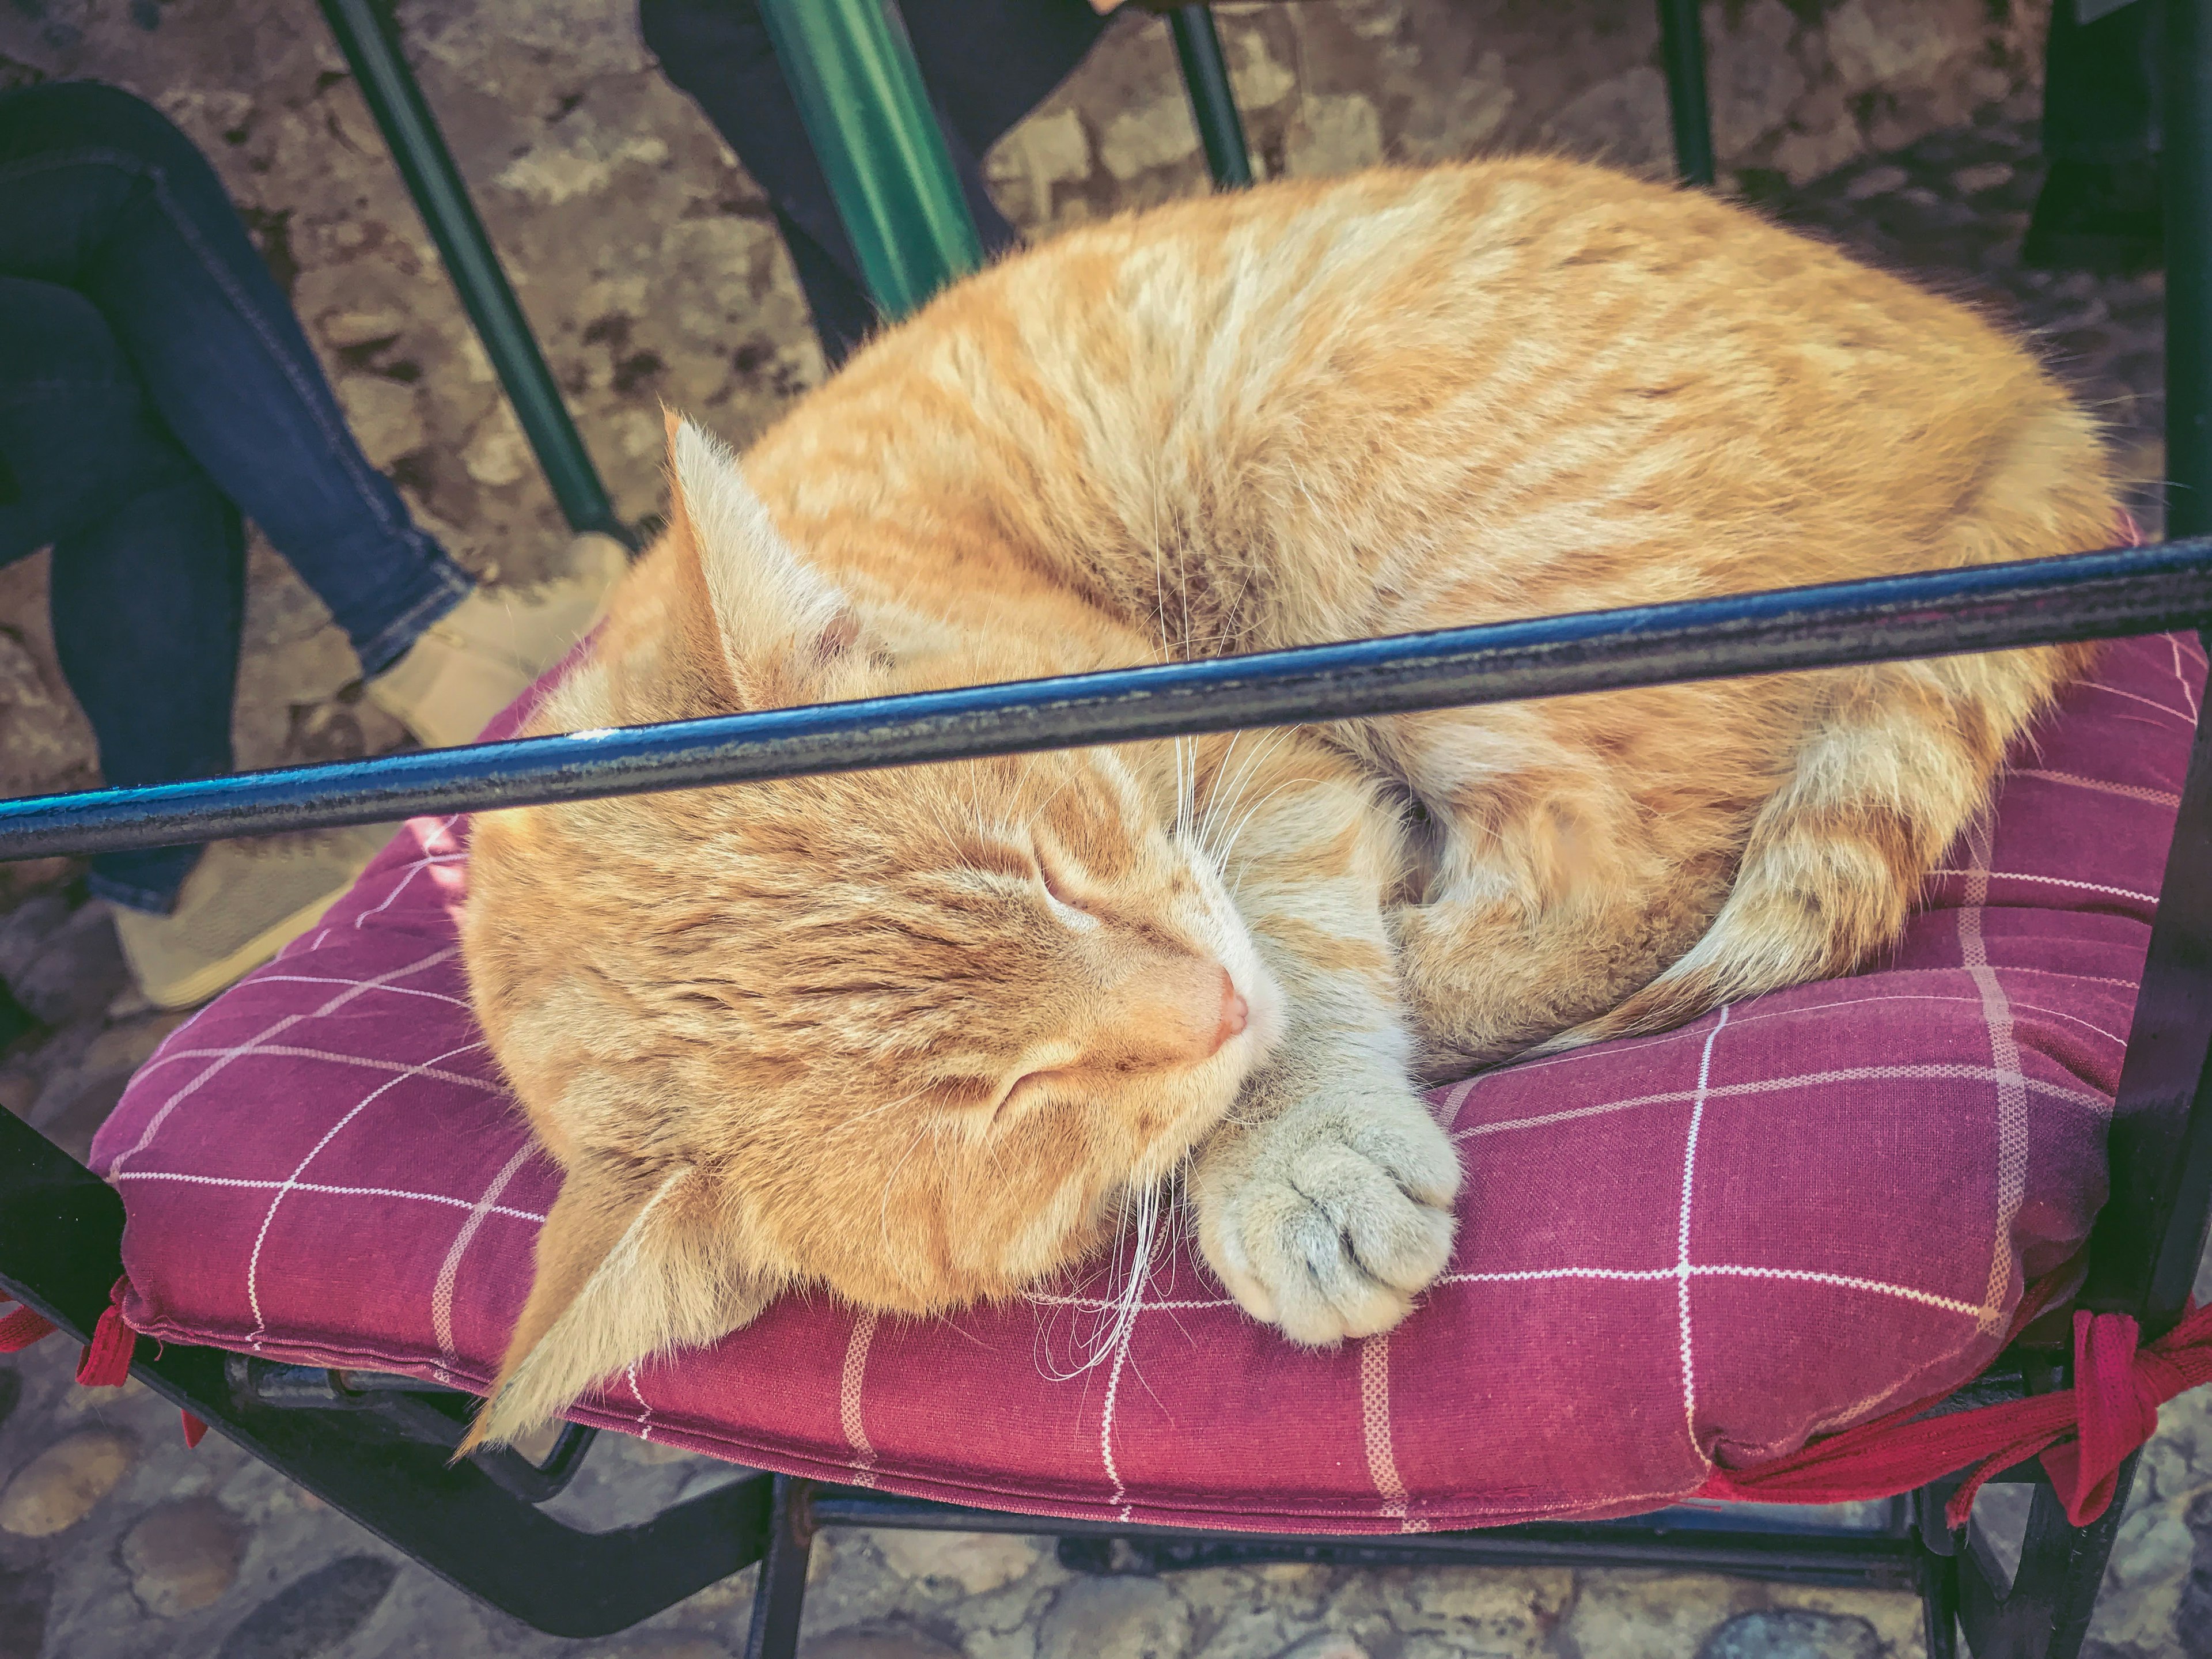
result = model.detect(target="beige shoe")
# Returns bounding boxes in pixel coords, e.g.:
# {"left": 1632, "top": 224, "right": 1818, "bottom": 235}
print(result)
{"left": 111, "top": 826, "right": 399, "bottom": 1011}
{"left": 368, "top": 532, "right": 630, "bottom": 748}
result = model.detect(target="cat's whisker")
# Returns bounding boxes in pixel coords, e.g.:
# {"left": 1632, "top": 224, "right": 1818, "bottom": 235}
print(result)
{"left": 1196, "top": 729, "right": 1296, "bottom": 864}
{"left": 1212, "top": 776, "right": 1320, "bottom": 883}
{"left": 1190, "top": 730, "right": 1240, "bottom": 853}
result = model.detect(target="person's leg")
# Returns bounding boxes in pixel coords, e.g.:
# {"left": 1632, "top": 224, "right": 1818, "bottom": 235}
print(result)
{"left": 0, "top": 81, "right": 627, "bottom": 751}
{"left": 638, "top": 0, "right": 1105, "bottom": 366}
{"left": 0, "top": 81, "right": 473, "bottom": 673}
{"left": 774, "top": 206, "right": 889, "bottom": 368}
{"left": 0, "top": 275, "right": 235, "bottom": 913}
{"left": 0, "top": 275, "right": 415, "bottom": 1007}
{"left": 2026, "top": 0, "right": 2162, "bottom": 273}
{"left": 51, "top": 487, "right": 245, "bottom": 914}
{"left": 2043, "top": 0, "right": 2159, "bottom": 165}
{"left": 898, "top": 0, "right": 1109, "bottom": 160}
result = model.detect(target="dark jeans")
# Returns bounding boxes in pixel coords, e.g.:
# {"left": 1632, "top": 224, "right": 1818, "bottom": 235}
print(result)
{"left": 0, "top": 82, "right": 476, "bottom": 912}
{"left": 639, "top": 0, "right": 1108, "bottom": 365}
{"left": 2044, "top": 0, "right": 2161, "bottom": 165}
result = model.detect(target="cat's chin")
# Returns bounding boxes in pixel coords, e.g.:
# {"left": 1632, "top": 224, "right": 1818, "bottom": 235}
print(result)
{"left": 1234, "top": 964, "right": 1289, "bottom": 1070}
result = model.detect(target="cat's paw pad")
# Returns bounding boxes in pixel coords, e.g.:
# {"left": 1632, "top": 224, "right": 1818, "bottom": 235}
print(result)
{"left": 1198, "top": 1102, "right": 1461, "bottom": 1344}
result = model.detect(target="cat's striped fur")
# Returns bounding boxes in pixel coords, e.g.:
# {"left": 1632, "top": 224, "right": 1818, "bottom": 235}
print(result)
{"left": 457, "top": 158, "right": 2112, "bottom": 1450}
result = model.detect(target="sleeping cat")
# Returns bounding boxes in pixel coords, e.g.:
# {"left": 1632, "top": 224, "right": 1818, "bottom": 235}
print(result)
{"left": 456, "top": 157, "right": 2114, "bottom": 1451}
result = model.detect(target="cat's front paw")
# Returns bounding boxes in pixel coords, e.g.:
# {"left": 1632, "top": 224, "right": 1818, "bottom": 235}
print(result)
{"left": 1194, "top": 1093, "right": 1461, "bottom": 1344}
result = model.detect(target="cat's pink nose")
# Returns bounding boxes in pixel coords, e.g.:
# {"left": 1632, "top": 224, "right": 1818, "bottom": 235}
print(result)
{"left": 1212, "top": 969, "right": 1248, "bottom": 1054}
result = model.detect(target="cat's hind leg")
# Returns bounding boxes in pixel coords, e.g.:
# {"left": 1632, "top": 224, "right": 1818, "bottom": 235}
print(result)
{"left": 1390, "top": 867, "right": 1728, "bottom": 1074}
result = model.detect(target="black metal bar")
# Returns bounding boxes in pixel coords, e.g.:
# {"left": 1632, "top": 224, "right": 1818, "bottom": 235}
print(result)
{"left": 2084, "top": 631, "right": 2212, "bottom": 1337}
{"left": 1918, "top": 1541, "right": 1963, "bottom": 1659}
{"left": 810, "top": 1487, "right": 1922, "bottom": 1587}
{"left": 2170, "top": 0, "right": 2212, "bottom": 539}
{"left": 315, "top": 0, "right": 625, "bottom": 541}
{"left": 743, "top": 1477, "right": 815, "bottom": 1659}
{"left": 1168, "top": 6, "right": 1255, "bottom": 189}
{"left": 0, "top": 1104, "right": 766, "bottom": 1637}
{"left": 2088, "top": 0, "right": 2209, "bottom": 1357}
{"left": 4, "top": 540, "right": 2210, "bottom": 862}
{"left": 1955, "top": 1459, "right": 2138, "bottom": 1659}
{"left": 1655, "top": 0, "right": 1717, "bottom": 187}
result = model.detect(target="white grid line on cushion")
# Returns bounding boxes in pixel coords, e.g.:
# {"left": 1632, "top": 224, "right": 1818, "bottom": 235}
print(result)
{"left": 103, "top": 945, "right": 460, "bottom": 1176}
{"left": 352, "top": 831, "right": 465, "bottom": 931}
{"left": 1099, "top": 1317, "right": 1137, "bottom": 1523}
{"left": 109, "top": 1171, "right": 545, "bottom": 1225}
{"left": 1455, "top": 1063, "right": 2109, "bottom": 1143}
{"left": 1359, "top": 1333, "right": 1422, "bottom": 1532}
{"left": 1446, "top": 950, "right": 2149, "bottom": 1101}
{"left": 140, "top": 1046, "right": 499, "bottom": 1094}
{"left": 2080, "top": 677, "right": 2198, "bottom": 723}
{"left": 246, "top": 974, "right": 472, "bottom": 1009}
{"left": 1432, "top": 1264, "right": 1978, "bottom": 1316}
{"left": 1091, "top": 1209, "right": 1172, "bottom": 1524}
{"left": 840, "top": 1310, "right": 881, "bottom": 1487}
{"left": 1025, "top": 1291, "right": 1236, "bottom": 1313}
{"left": 245, "top": 1035, "right": 491, "bottom": 1343}
{"left": 1687, "top": 1265, "right": 1981, "bottom": 1317}
{"left": 2174, "top": 637, "right": 2203, "bottom": 721}
{"left": 1676, "top": 990, "right": 2126, "bottom": 1050}
{"left": 1431, "top": 1077, "right": 1479, "bottom": 1131}
{"left": 1676, "top": 1006, "right": 1728, "bottom": 1467}
{"left": 433, "top": 1143, "right": 536, "bottom": 1386}
{"left": 1925, "top": 870, "right": 2158, "bottom": 904}
{"left": 1999, "top": 999, "right": 2128, "bottom": 1046}
{"left": 2011, "top": 769, "right": 2181, "bottom": 808}
{"left": 1960, "top": 820, "right": 2029, "bottom": 1336}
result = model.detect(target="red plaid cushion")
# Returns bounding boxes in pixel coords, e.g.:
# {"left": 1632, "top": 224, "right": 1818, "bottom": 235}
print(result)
{"left": 90, "top": 633, "right": 2205, "bottom": 1531}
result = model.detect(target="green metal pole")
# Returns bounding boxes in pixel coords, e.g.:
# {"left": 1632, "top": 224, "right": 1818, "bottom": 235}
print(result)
{"left": 1656, "top": 0, "right": 1717, "bottom": 187}
{"left": 316, "top": 0, "right": 624, "bottom": 542}
{"left": 753, "top": 0, "right": 984, "bottom": 322}
{"left": 1167, "top": 6, "right": 1253, "bottom": 190}
{"left": 2169, "top": 0, "right": 2212, "bottom": 540}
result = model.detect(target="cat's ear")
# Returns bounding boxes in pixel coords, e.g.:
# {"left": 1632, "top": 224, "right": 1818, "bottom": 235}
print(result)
{"left": 458, "top": 1155, "right": 768, "bottom": 1454}
{"left": 662, "top": 410, "right": 862, "bottom": 700}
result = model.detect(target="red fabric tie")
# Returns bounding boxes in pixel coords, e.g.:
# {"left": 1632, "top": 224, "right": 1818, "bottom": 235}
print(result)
{"left": 180, "top": 1411, "right": 208, "bottom": 1450}
{"left": 73, "top": 1278, "right": 137, "bottom": 1388}
{"left": 1696, "top": 1297, "right": 2212, "bottom": 1526}
{"left": 0, "top": 1300, "right": 56, "bottom": 1353}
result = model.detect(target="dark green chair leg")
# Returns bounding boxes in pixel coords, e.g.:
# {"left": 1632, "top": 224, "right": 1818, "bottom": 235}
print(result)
{"left": 755, "top": 0, "right": 984, "bottom": 323}
{"left": 1955, "top": 1463, "right": 2140, "bottom": 1659}
{"left": 741, "top": 1476, "right": 815, "bottom": 1659}
{"left": 2170, "top": 0, "right": 2212, "bottom": 540}
{"left": 1168, "top": 5, "right": 1255, "bottom": 189}
{"left": 316, "top": 0, "right": 626, "bottom": 544}
{"left": 1655, "top": 0, "right": 1717, "bottom": 187}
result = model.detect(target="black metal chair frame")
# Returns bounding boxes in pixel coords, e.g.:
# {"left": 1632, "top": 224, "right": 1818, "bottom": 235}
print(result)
{"left": 3, "top": 5, "right": 2210, "bottom": 1656}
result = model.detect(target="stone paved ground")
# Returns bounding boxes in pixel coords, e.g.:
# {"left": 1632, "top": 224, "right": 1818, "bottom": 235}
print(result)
{"left": 3, "top": 105, "right": 2208, "bottom": 1659}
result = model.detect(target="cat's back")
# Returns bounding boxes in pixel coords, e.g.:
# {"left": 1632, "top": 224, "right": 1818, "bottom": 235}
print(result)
{"left": 744, "top": 157, "right": 2105, "bottom": 653}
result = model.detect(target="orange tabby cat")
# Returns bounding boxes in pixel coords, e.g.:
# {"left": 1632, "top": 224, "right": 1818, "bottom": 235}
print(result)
{"left": 457, "top": 158, "right": 2113, "bottom": 1450}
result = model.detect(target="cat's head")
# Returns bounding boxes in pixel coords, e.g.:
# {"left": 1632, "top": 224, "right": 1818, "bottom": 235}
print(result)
{"left": 457, "top": 415, "right": 1283, "bottom": 1450}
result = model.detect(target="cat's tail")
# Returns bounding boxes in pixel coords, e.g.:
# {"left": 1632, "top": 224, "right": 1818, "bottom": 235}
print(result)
{"left": 1525, "top": 635, "right": 2101, "bottom": 1058}
{"left": 1525, "top": 385, "right": 2126, "bottom": 1059}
